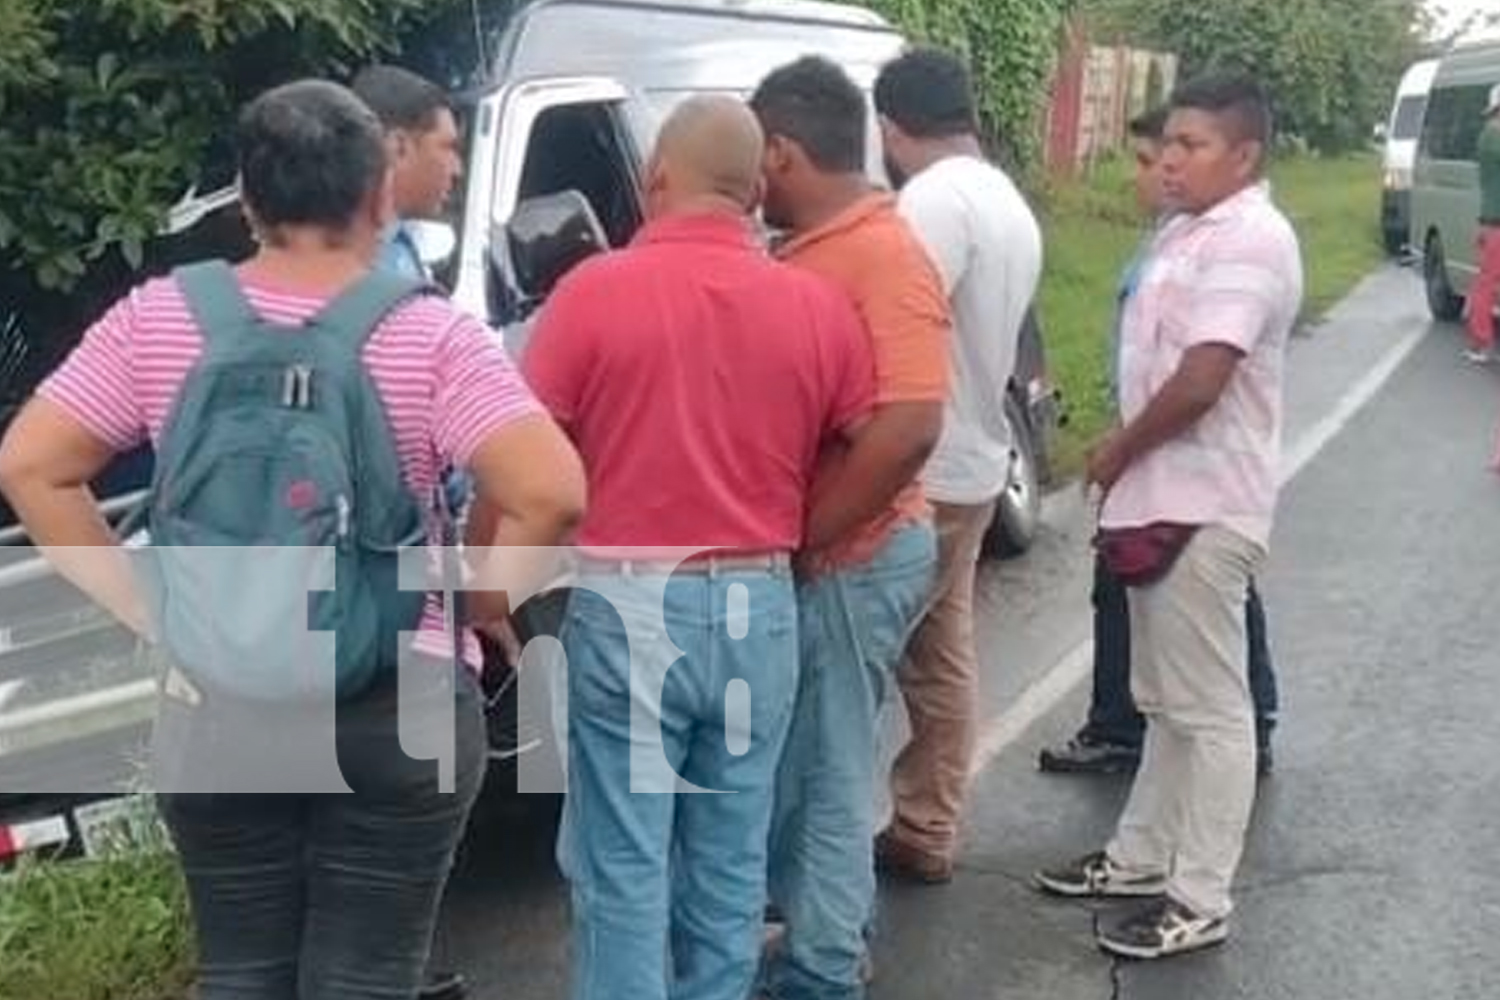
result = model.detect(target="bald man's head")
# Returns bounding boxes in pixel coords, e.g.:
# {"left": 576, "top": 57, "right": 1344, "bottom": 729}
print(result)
{"left": 645, "top": 95, "right": 766, "bottom": 215}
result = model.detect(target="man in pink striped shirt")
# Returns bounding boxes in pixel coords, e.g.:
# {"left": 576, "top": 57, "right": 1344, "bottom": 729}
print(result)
{"left": 0, "top": 79, "right": 584, "bottom": 1000}
{"left": 1035, "top": 75, "right": 1303, "bottom": 961}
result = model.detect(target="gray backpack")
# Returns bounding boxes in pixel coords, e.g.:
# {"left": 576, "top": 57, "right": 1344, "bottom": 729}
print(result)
{"left": 135, "top": 261, "right": 442, "bottom": 703}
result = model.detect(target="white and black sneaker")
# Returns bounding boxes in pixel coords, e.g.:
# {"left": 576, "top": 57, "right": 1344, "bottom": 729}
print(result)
{"left": 1033, "top": 851, "right": 1167, "bottom": 898}
{"left": 1096, "top": 897, "right": 1229, "bottom": 960}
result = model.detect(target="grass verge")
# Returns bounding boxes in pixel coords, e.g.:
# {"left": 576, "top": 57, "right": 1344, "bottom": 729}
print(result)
{"left": 0, "top": 832, "right": 193, "bottom": 1000}
{"left": 1036, "top": 152, "right": 1384, "bottom": 477}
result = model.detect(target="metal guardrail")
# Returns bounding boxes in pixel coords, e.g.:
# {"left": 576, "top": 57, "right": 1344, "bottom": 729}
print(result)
{"left": 0, "top": 680, "right": 158, "bottom": 758}
{"left": 0, "top": 490, "right": 152, "bottom": 772}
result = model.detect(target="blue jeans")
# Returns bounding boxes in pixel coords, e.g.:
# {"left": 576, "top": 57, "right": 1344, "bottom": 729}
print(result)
{"left": 1083, "top": 555, "right": 1279, "bottom": 749}
{"left": 558, "top": 564, "right": 799, "bottom": 1000}
{"left": 764, "top": 523, "right": 938, "bottom": 1000}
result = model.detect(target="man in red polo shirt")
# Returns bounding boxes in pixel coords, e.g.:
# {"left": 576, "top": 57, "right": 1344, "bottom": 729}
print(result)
{"left": 522, "top": 96, "right": 879, "bottom": 1000}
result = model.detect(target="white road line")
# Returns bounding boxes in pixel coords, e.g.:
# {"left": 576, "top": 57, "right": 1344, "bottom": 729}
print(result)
{"left": 968, "top": 642, "right": 1093, "bottom": 777}
{"left": 967, "top": 325, "right": 1429, "bottom": 780}
{"left": 1278, "top": 327, "right": 1428, "bottom": 486}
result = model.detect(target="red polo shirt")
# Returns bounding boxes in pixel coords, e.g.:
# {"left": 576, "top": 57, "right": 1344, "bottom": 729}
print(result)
{"left": 523, "top": 211, "right": 876, "bottom": 551}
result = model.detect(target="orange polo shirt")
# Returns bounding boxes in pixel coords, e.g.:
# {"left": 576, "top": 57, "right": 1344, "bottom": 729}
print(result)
{"left": 778, "top": 193, "right": 952, "bottom": 564}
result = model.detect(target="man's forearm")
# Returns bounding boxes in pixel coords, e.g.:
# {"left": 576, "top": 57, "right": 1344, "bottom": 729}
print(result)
{"left": 804, "top": 403, "right": 942, "bottom": 551}
{"left": 1113, "top": 371, "right": 1220, "bottom": 468}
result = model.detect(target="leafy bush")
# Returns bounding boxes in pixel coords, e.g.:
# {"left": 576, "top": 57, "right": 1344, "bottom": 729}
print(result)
{"left": 1083, "top": 0, "right": 1427, "bottom": 154}
{"left": 0, "top": 0, "right": 432, "bottom": 292}
{"left": 0, "top": 822, "right": 193, "bottom": 1000}
{"left": 859, "top": 0, "right": 1073, "bottom": 172}
{"left": 0, "top": 0, "right": 1076, "bottom": 297}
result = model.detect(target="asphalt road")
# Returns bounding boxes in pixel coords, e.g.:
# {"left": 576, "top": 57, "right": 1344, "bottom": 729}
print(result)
{"left": 429, "top": 263, "right": 1500, "bottom": 1000}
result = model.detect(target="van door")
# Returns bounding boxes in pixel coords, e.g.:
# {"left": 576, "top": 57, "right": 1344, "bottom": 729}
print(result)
{"left": 451, "top": 77, "right": 645, "bottom": 352}
{"left": 1414, "top": 80, "right": 1490, "bottom": 299}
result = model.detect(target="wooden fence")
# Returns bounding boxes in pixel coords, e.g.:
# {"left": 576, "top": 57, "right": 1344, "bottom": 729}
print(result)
{"left": 1044, "top": 19, "right": 1178, "bottom": 176}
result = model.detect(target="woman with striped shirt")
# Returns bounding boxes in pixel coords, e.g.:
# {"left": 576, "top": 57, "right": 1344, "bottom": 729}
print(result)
{"left": 0, "top": 80, "right": 584, "bottom": 999}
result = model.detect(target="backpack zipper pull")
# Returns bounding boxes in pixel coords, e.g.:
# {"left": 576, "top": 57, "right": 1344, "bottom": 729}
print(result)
{"left": 282, "top": 365, "right": 314, "bottom": 408}
{"left": 336, "top": 495, "right": 351, "bottom": 539}
{"left": 296, "top": 365, "right": 314, "bottom": 409}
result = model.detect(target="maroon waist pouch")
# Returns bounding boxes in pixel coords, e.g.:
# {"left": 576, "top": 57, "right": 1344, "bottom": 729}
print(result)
{"left": 1094, "top": 522, "right": 1201, "bottom": 588}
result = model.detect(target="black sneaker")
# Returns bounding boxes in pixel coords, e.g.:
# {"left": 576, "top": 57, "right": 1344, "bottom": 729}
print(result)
{"left": 1033, "top": 851, "right": 1167, "bottom": 898}
{"left": 1038, "top": 735, "right": 1141, "bottom": 775}
{"left": 1097, "top": 897, "right": 1229, "bottom": 959}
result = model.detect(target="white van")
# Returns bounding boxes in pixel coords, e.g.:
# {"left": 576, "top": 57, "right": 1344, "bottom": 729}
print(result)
{"left": 1410, "top": 39, "right": 1500, "bottom": 320}
{"left": 1380, "top": 57, "right": 1439, "bottom": 255}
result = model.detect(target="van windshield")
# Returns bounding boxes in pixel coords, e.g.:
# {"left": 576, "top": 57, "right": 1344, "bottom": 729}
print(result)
{"left": 1393, "top": 95, "right": 1428, "bottom": 140}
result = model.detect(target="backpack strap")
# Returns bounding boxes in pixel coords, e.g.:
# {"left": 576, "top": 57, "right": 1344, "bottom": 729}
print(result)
{"left": 307, "top": 269, "right": 439, "bottom": 353}
{"left": 313, "top": 269, "right": 465, "bottom": 661}
{"left": 173, "top": 261, "right": 259, "bottom": 343}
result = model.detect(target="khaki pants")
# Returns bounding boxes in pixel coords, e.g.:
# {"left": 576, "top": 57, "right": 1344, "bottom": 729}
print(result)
{"left": 888, "top": 500, "right": 997, "bottom": 858}
{"left": 1107, "top": 525, "right": 1265, "bottom": 918}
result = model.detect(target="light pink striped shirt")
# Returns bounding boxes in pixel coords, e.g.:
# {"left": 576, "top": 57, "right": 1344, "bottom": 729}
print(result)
{"left": 1101, "top": 182, "right": 1304, "bottom": 548}
{"left": 39, "top": 271, "right": 544, "bottom": 667}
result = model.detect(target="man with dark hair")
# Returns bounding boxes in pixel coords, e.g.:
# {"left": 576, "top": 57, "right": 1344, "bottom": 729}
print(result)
{"left": 1035, "top": 74, "right": 1303, "bottom": 960}
{"left": 866, "top": 47, "right": 1042, "bottom": 886}
{"left": 751, "top": 56, "right": 948, "bottom": 1000}
{"left": 351, "top": 64, "right": 463, "bottom": 278}
{"left": 352, "top": 60, "right": 470, "bottom": 1000}
{"left": 1038, "top": 106, "right": 1281, "bottom": 777}
{"left": 355, "top": 63, "right": 476, "bottom": 572}
{"left": 752, "top": 56, "right": 873, "bottom": 224}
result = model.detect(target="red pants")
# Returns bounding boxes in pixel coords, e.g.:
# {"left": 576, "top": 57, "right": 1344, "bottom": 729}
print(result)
{"left": 1468, "top": 225, "right": 1500, "bottom": 350}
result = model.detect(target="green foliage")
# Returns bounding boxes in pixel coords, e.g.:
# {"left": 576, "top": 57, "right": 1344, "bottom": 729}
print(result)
{"left": 1084, "top": 0, "right": 1426, "bottom": 154}
{"left": 0, "top": 0, "right": 1075, "bottom": 297}
{"left": 857, "top": 0, "right": 1074, "bottom": 171}
{"left": 0, "top": 835, "right": 193, "bottom": 1000}
{"left": 0, "top": 0, "right": 431, "bottom": 292}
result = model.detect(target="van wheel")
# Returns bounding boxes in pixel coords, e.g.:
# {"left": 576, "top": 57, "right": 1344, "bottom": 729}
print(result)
{"left": 1424, "top": 233, "right": 1465, "bottom": 322}
{"left": 982, "top": 394, "right": 1041, "bottom": 560}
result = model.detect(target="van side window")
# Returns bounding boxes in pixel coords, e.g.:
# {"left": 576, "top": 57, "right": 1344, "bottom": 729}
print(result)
{"left": 1392, "top": 95, "right": 1428, "bottom": 142}
{"left": 1422, "top": 84, "right": 1490, "bottom": 161}
{"left": 516, "top": 102, "right": 643, "bottom": 248}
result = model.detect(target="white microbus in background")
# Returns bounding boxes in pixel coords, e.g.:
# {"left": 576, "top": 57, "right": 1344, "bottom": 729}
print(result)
{"left": 1380, "top": 57, "right": 1439, "bottom": 256}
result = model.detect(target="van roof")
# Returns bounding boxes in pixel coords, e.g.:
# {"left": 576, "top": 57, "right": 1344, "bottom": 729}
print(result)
{"left": 529, "top": 0, "right": 890, "bottom": 30}
{"left": 1397, "top": 57, "right": 1440, "bottom": 95}
{"left": 402, "top": 0, "right": 897, "bottom": 97}
{"left": 1433, "top": 38, "right": 1500, "bottom": 87}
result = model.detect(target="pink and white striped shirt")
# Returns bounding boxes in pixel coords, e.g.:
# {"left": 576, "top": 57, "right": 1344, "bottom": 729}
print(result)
{"left": 38, "top": 271, "right": 544, "bottom": 667}
{"left": 1101, "top": 182, "right": 1304, "bottom": 549}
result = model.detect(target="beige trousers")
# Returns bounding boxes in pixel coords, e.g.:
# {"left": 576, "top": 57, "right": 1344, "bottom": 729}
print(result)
{"left": 887, "top": 500, "right": 997, "bottom": 858}
{"left": 1106, "top": 525, "right": 1266, "bottom": 918}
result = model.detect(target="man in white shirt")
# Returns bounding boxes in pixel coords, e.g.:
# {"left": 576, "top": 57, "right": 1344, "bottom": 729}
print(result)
{"left": 872, "top": 47, "right": 1043, "bottom": 883}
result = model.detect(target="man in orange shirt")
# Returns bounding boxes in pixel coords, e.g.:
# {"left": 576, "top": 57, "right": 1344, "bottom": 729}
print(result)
{"left": 751, "top": 57, "right": 951, "bottom": 1000}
